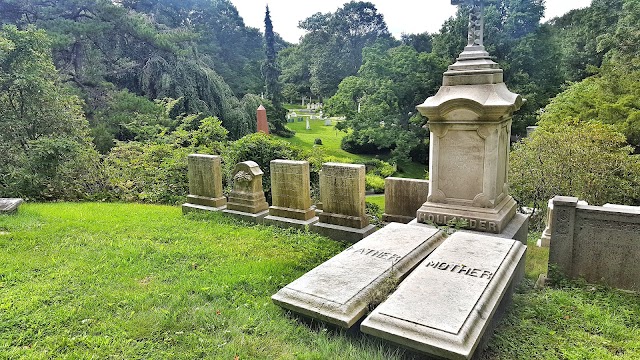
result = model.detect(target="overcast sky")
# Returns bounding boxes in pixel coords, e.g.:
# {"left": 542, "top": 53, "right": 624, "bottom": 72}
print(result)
{"left": 230, "top": 0, "right": 593, "bottom": 43}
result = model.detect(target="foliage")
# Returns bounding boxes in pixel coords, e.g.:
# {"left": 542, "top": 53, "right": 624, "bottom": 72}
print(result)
{"left": 279, "top": 1, "right": 396, "bottom": 99}
{"left": 222, "top": 133, "right": 311, "bottom": 201}
{"left": 103, "top": 142, "right": 202, "bottom": 204}
{"left": 0, "top": 25, "right": 103, "bottom": 200}
{"left": 365, "top": 174, "right": 385, "bottom": 194}
{"left": 510, "top": 121, "right": 640, "bottom": 229}
{"left": 326, "top": 45, "right": 445, "bottom": 163}
{"left": 314, "top": 138, "right": 323, "bottom": 145}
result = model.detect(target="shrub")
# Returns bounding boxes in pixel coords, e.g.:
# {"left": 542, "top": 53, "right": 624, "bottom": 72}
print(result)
{"left": 510, "top": 121, "right": 640, "bottom": 229}
{"left": 314, "top": 138, "right": 323, "bottom": 145}
{"left": 365, "top": 174, "right": 385, "bottom": 194}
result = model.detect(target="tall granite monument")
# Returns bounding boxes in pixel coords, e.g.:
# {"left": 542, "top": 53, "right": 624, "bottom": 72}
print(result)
{"left": 416, "top": 0, "right": 524, "bottom": 234}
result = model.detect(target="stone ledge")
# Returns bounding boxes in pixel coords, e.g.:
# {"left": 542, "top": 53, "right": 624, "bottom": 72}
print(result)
{"left": 222, "top": 209, "right": 269, "bottom": 224}
{"left": 310, "top": 222, "right": 376, "bottom": 243}
{"left": 263, "top": 215, "right": 319, "bottom": 231}
{"left": 182, "top": 203, "right": 226, "bottom": 215}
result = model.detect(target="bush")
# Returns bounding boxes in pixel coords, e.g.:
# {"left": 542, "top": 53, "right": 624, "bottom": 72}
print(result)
{"left": 222, "top": 133, "right": 309, "bottom": 202}
{"left": 363, "top": 159, "right": 396, "bottom": 177}
{"left": 365, "top": 174, "right": 385, "bottom": 194}
{"left": 314, "top": 138, "right": 323, "bottom": 145}
{"left": 510, "top": 121, "right": 640, "bottom": 229}
{"left": 104, "top": 142, "right": 205, "bottom": 204}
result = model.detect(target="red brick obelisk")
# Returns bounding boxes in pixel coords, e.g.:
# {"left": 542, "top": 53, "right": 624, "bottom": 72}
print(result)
{"left": 257, "top": 105, "right": 269, "bottom": 134}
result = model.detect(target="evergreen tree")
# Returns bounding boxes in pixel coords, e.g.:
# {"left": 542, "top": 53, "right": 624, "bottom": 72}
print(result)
{"left": 263, "top": 5, "right": 291, "bottom": 137}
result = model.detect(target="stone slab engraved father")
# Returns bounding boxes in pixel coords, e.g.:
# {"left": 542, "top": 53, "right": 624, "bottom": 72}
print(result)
{"left": 272, "top": 223, "right": 446, "bottom": 328}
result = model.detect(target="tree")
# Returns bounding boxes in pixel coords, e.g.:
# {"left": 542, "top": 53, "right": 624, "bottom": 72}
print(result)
{"left": 262, "top": 6, "right": 291, "bottom": 137}
{"left": 0, "top": 25, "right": 103, "bottom": 200}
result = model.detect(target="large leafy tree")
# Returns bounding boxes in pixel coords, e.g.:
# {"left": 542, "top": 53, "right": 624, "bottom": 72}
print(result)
{"left": 280, "top": 1, "right": 396, "bottom": 99}
{"left": 0, "top": 25, "right": 102, "bottom": 200}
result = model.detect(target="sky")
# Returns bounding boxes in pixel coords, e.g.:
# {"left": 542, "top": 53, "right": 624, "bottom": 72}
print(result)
{"left": 230, "top": 0, "right": 593, "bottom": 43}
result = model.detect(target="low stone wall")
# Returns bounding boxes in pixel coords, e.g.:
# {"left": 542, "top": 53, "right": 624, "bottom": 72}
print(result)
{"left": 549, "top": 196, "right": 640, "bottom": 291}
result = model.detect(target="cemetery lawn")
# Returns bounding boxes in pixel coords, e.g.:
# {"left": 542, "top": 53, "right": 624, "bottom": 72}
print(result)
{"left": 279, "top": 117, "right": 427, "bottom": 179}
{"left": 1, "top": 203, "right": 639, "bottom": 359}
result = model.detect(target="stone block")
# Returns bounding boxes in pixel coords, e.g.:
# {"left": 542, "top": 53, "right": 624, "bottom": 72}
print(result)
{"left": 269, "top": 160, "right": 315, "bottom": 221}
{"left": 361, "top": 232, "right": 526, "bottom": 360}
{"left": 226, "top": 161, "right": 269, "bottom": 214}
{"left": 182, "top": 203, "right": 227, "bottom": 215}
{"left": 382, "top": 178, "right": 430, "bottom": 224}
{"left": 272, "top": 223, "right": 446, "bottom": 328}
{"left": 317, "top": 163, "right": 368, "bottom": 229}
{"left": 549, "top": 197, "right": 640, "bottom": 291}
{"left": 223, "top": 209, "right": 269, "bottom": 224}
{"left": 311, "top": 222, "right": 377, "bottom": 243}
{"left": 0, "top": 198, "right": 23, "bottom": 214}
{"left": 183, "top": 154, "right": 226, "bottom": 211}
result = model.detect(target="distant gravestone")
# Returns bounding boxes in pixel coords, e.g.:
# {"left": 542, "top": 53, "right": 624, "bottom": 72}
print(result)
{"left": 0, "top": 198, "right": 23, "bottom": 214}
{"left": 310, "top": 163, "right": 376, "bottom": 242}
{"left": 182, "top": 154, "right": 227, "bottom": 214}
{"left": 257, "top": 105, "right": 269, "bottom": 134}
{"left": 324, "top": 119, "right": 332, "bottom": 126}
{"left": 272, "top": 223, "right": 446, "bottom": 328}
{"left": 306, "top": 118, "right": 311, "bottom": 130}
{"left": 383, "top": 178, "right": 430, "bottom": 224}
{"left": 548, "top": 196, "right": 640, "bottom": 291}
{"left": 223, "top": 161, "right": 269, "bottom": 223}
{"left": 264, "top": 160, "right": 318, "bottom": 229}
{"left": 362, "top": 231, "right": 526, "bottom": 360}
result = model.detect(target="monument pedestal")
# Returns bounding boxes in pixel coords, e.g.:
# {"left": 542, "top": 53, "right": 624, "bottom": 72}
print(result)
{"left": 310, "top": 222, "right": 377, "bottom": 243}
{"left": 223, "top": 209, "right": 269, "bottom": 224}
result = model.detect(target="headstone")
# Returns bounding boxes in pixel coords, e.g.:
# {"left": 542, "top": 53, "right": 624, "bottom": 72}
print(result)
{"left": 272, "top": 223, "right": 446, "bottom": 328}
{"left": 306, "top": 118, "right": 311, "bottom": 130}
{"left": 182, "top": 154, "right": 227, "bottom": 214}
{"left": 264, "top": 160, "right": 319, "bottom": 230}
{"left": 324, "top": 119, "right": 332, "bottom": 126}
{"left": 383, "top": 178, "right": 430, "bottom": 224}
{"left": 223, "top": 161, "right": 269, "bottom": 223}
{"left": 362, "top": 231, "right": 526, "bottom": 360}
{"left": 257, "top": 105, "right": 269, "bottom": 134}
{"left": 310, "top": 163, "right": 376, "bottom": 242}
{"left": 548, "top": 196, "right": 640, "bottom": 291}
{"left": 0, "top": 198, "right": 23, "bottom": 214}
{"left": 415, "top": 0, "right": 523, "bottom": 235}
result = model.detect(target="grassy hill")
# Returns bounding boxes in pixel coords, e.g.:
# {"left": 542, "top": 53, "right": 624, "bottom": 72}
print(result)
{"left": 1, "top": 203, "right": 638, "bottom": 359}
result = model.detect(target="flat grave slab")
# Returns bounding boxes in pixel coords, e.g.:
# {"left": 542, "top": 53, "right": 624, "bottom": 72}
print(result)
{"left": 272, "top": 223, "right": 446, "bottom": 328}
{"left": 361, "top": 232, "right": 526, "bottom": 360}
{"left": 0, "top": 198, "right": 23, "bottom": 214}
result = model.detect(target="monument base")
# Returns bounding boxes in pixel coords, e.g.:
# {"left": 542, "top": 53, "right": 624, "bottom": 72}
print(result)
{"left": 186, "top": 194, "right": 226, "bottom": 208}
{"left": 382, "top": 214, "right": 415, "bottom": 224}
{"left": 310, "top": 222, "right": 377, "bottom": 243}
{"left": 537, "top": 232, "right": 551, "bottom": 248}
{"left": 263, "top": 215, "right": 319, "bottom": 230}
{"left": 409, "top": 212, "right": 529, "bottom": 244}
{"left": 416, "top": 196, "right": 517, "bottom": 234}
{"left": 268, "top": 206, "right": 316, "bottom": 221}
{"left": 223, "top": 209, "right": 269, "bottom": 224}
{"left": 182, "top": 203, "right": 226, "bottom": 214}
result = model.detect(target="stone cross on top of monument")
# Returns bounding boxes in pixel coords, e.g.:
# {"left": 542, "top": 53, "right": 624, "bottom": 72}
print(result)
{"left": 452, "top": 0, "right": 485, "bottom": 48}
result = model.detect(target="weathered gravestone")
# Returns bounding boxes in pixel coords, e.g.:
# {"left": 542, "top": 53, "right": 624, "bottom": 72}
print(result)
{"left": 272, "top": 223, "right": 446, "bottom": 328}
{"left": 362, "top": 231, "right": 526, "bottom": 360}
{"left": 548, "top": 196, "right": 640, "bottom": 291}
{"left": 383, "top": 178, "right": 430, "bottom": 224}
{"left": 182, "top": 154, "right": 227, "bottom": 214}
{"left": 264, "top": 160, "right": 318, "bottom": 229}
{"left": 223, "top": 161, "right": 269, "bottom": 223}
{"left": 415, "top": 0, "right": 525, "bottom": 235}
{"left": 310, "top": 163, "right": 376, "bottom": 242}
{"left": 0, "top": 198, "right": 23, "bottom": 214}
{"left": 538, "top": 198, "right": 587, "bottom": 247}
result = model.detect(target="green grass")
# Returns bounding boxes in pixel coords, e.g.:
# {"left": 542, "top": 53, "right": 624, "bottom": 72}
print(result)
{"left": 279, "top": 116, "right": 428, "bottom": 179}
{"left": 1, "top": 203, "right": 639, "bottom": 359}
{"left": 365, "top": 195, "right": 385, "bottom": 210}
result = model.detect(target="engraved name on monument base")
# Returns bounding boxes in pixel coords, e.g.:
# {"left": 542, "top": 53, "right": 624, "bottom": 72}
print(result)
{"left": 361, "top": 232, "right": 526, "bottom": 360}
{"left": 271, "top": 223, "right": 446, "bottom": 328}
